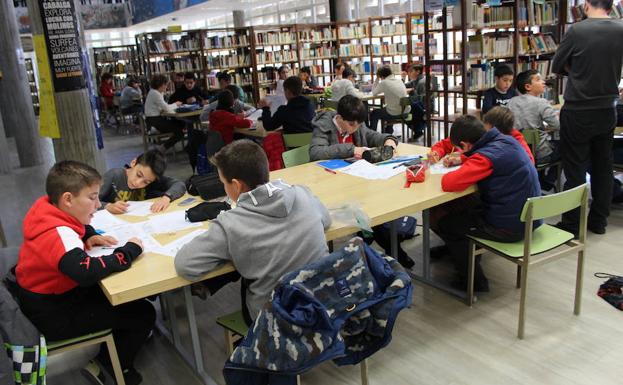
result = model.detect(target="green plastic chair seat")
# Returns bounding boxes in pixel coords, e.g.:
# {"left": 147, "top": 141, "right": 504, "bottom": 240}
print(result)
{"left": 283, "top": 133, "right": 312, "bottom": 149}
{"left": 48, "top": 329, "right": 112, "bottom": 351}
{"left": 216, "top": 310, "right": 248, "bottom": 337}
{"left": 282, "top": 144, "right": 310, "bottom": 168}
{"left": 467, "top": 224, "right": 574, "bottom": 258}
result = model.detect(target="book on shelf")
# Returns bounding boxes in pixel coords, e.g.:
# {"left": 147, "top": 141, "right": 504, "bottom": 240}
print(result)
{"left": 98, "top": 62, "right": 136, "bottom": 75}
{"left": 338, "top": 25, "right": 368, "bottom": 39}
{"left": 256, "top": 50, "right": 298, "bottom": 64}
{"left": 308, "top": 64, "right": 328, "bottom": 76}
{"left": 338, "top": 44, "right": 370, "bottom": 57}
{"left": 467, "top": 33, "right": 513, "bottom": 59}
{"left": 203, "top": 34, "right": 249, "bottom": 49}
{"left": 371, "top": 43, "right": 407, "bottom": 56}
{"left": 300, "top": 45, "right": 336, "bottom": 59}
{"left": 518, "top": 59, "right": 553, "bottom": 78}
{"left": 145, "top": 35, "right": 200, "bottom": 54}
{"left": 371, "top": 23, "right": 406, "bottom": 36}
{"left": 519, "top": 0, "right": 559, "bottom": 26}
{"left": 207, "top": 70, "right": 253, "bottom": 88}
{"left": 205, "top": 54, "right": 251, "bottom": 68}
{"left": 454, "top": 3, "right": 514, "bottom": 29}
{"left": 254, "top": 31, "right": 296, "bottom": 45}
{"left": 519, "top": 33, "right": 558, "bottom": 55}
{"left": 350, "top": 61, "right": 371, "bottom": 76}
{"left": 94, "top": 50, "right": 132, "bottom": 62}
{"left": 411, "top": 17, "right": 425, "bottom": 35}
{"left": 149, "top": 56, "right": 202, "bottom": 73}
{"left": 371, "top": 62, "right": 401, "bottom": 75}
{"left": 467, "top": 62, "right": 495, "bottom": 92}
{"left": 412, "top": 41, "right": 425, "bottom": 57}
{"left": 299, "top": 28, "right": 336, "bottom": 41}
{"left": 568, "top": 2, "right": 622, "bottom": 21}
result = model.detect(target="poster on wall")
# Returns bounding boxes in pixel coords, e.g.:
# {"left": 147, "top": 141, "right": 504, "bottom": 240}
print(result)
{"left": 39, "top": 0, "right": 86, "bottom": 92}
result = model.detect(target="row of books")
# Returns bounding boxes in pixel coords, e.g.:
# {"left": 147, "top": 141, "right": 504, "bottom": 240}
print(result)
{"left": 149, "top": 58, "right": 202, "bottom": 73}
{"left": 338, "top": 25, "right": 368, "bottom": 39}
{"left": 206, "top": 71, "right": 253, "bottom": 88}
{"left": 371, "top": 23, "right": 406, "bottom": 36}
{"left": 299, "top": 28, "right": 336, "bottom": 41}
{"left": 467, "top": 33, "right": 557, "bottom": 59}
{"left": 98, "top": 62, "right": 137, "bottom": 74}
{"left": 350, "top": 61, "right": 372, "bottom": 76}
{"left": 371, "top": 43, "right": 407, "bottom": 56}
{"left": 145, "top": 37, "right": 200, "bottom": 54}
{"left": 256, "top": 50, "right": 298, "bottom": 64}
{"left": 308, "top": 64, "right": 330, "bottom": 76}
{"left": 205, "top": 54, "right": 251, "bottom": 69}
{"left": 339, "top": 44, "right": 370, "bottom": 57}
{"left": 411, "top": 17, "right": 426, "bottom": 35}
{"left": 254, "top": 31, "right": 297, "bottom": 45}
{"left": 203, "top": 34, "right": 249, "bottom": 49}
{"left": 300, "top": 46, "right": 337, "bottom": 59}
{"left": 372, "top": 62, "right": 401, "bottom": 75}
{"left": 449, "top": 0, "right": 558, "bottom": 29}
{"left": 94, "top": 50, "right": 132, "bottom": 62}
{"left": 466, "top": 59, "right": 553, "bottom": 92}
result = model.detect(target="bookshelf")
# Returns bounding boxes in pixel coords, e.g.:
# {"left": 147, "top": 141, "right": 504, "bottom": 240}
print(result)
{"left": 296, "top": 23, "right": 337, "bottom": 87}
{"left": 368, "top": 15, "right": 410, "bottom": 80}
{"left": 408, "top": 13, "right": 427, "bottom": 65}
{"left": 93, "top": 44, "right": 139, "bottom": 90}
{"left": 24, "top": 58, "right": 39, "bottom": 116}
{"left": 336, "top": 20, "right": 372, "bottom": 81}
{"left": 252, "top": 25, "right": 299, "bottom": 100}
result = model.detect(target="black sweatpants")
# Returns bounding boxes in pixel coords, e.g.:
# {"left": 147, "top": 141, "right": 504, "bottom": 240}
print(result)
{"left": 560, "top": 108, "right": 617, "bottom": 230}
{"left": 145, "top": 116, "right": 185, "bottom": 149}
{"left": 18, "top": 285, "right": 155, "bottom": 370}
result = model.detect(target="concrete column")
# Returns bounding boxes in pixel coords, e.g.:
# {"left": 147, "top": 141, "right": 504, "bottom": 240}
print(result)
{"left": 233, "top": 10, "right": 245, "bottom": 28}
{"left": 0, "top": 0, "right": 44, "bottom": 168}
{"left": 332, "top": 0, "right": 352, "bottom": 22}
{"left": 0, "top": 108, "right": 11, "bottom": 174}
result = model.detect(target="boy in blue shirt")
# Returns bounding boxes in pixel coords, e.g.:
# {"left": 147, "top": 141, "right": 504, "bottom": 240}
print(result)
{"left": 482, "top": 64, "right": 517, "bottom": 114}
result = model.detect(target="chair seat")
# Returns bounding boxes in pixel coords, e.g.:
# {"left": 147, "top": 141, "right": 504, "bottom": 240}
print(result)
{"left": 467, "top": 224, "right": 574, "bottom": 258}
{"left": 48, "top": 329, "right": 113, "bottom": 351}
{"left": 216, "top": 310, "right": 248, "bottom": 337}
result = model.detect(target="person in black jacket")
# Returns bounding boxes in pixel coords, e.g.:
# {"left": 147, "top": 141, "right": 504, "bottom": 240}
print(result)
{"left": 169, "top": 72, "right": 207, "bottom": 105}
{"left": 258, "top": 76, "right": 315, "bottom": 134}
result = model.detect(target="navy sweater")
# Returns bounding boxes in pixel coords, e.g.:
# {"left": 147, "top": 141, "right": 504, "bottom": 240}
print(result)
{"left": 261, "top": 95, "right": 315, "bottom": 134}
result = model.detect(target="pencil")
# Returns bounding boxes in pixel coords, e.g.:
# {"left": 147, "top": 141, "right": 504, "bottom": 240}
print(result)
{"left": 323, "top": 167, "right": 337, "bottom": 174}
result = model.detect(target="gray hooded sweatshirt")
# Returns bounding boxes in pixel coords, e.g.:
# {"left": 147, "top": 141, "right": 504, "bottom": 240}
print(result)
{"left": 174, "top": 180, "right": 331, "bottom": 319}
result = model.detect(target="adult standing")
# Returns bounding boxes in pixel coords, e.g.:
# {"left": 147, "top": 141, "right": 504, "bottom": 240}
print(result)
{"left": 552, "top": 0, "right": 623, "bottom": 235}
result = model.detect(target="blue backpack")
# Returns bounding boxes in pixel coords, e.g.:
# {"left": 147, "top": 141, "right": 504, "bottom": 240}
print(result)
{"left": 382, "top": 216, "right": 417, "bottom": 241}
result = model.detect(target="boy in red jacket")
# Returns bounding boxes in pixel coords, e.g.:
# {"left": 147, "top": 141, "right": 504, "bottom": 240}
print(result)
{"left": 16, "top": 161, "right": 154, "bottom": 385}
{"left": 432, "top": 116, "right": 541, "bottom": 292}
{"left": 209, "top": 89, "right": 253, "bottom": 144}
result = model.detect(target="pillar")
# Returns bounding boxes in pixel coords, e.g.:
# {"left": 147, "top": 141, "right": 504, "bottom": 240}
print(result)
{"left": 0, "top": 108, "right": 11, "bottom": 174}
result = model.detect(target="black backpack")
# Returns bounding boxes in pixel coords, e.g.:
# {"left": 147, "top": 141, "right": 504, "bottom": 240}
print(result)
{"left": 186, "top": 173, "right": 226, "bottom": 201}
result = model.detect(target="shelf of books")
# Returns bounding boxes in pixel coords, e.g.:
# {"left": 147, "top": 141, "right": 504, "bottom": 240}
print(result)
{"left": 336, "top": 20, "right": 372, "bottom": 81}
{"left": 367, "top": 16, "right": 410, "bottom": 80}
{"left": 24, "top": 58, "right": 39, "bottom": 116}
{"left": 252, "top": 25, "right": 298, "bottom": 100}
{"left": 93, "top": 44, "right": 139, "bottom": 90}
{"left": 296, "top": 23, "right": 337, "bottom": 87}
{"left": 408, "top": 13, "right": 427, "bottom": 66}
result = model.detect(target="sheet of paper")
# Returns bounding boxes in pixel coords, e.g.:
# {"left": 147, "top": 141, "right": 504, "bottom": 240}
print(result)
{"left": 125, "top": 201, "right": 153, "bottom": 216}
{"left": 86, "top": 223, "right": 167, "bottom": 257}
{"left": 143, "top": 210, "right": 202, "bottom": 234}
{"left": 156, "top": 229, "right": 207, "bottom": 257}
{"left": 429, "top": 162, "right": 461, "bottom": 175}
{"left": 91, "top": 209, "right": 126, "bottom": 230}
{"left": 339, "top": 160, "right": 405, "bottom": 180}
{"left": 265, "top": 94, "right": 287, "bottom": 115}
{"left": 246, "top": 108, "right": 263, "bottom": 122}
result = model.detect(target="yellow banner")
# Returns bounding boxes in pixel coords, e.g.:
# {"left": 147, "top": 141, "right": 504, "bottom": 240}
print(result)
{"left": 33, "top": 34, "right": 60, "bottom": 138}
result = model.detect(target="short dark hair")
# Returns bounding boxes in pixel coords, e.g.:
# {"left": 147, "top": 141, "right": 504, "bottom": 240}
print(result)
{"left": 283, "top": 76, "right": 303, "bottom": 96}
{"left": 217, "top": 89, "right": 234, "bottom": 111}
{"left": 135, "top": 149, "right": 167, "bottom": 179}
{"left": 126, "top": 77, "right": 138, "bottom": 87}
{"left": 449, "top": 115, "right": 486, "bottom": 146}
{"left": 494, "top": 63, "right": 514, "bottom": 78}
{"left": 337, "top": 95, "right": 368, "bottom": 123}
{"left": 587, "top": 0, "right": 613, "bottom": 10}
{"left": 278, "top": 65, "right": 290, "bottom": 75}
{"left": 217, "top": 72, "right": 232, "bottom": 83}
{"left": 300, "top": 66, "right": 312, "bottom": 75}
{"left": 101, "top": 73, "right": 113, "bottom": 81}
{"left": 211, "top": 140, "right": 269, "bottom": 190}
{"left": 46, "top": 161, "right": 102, "bottom": 204}
{"left": 515, "top": 69, "right": 539, "bottom": 94}
{"left": 409, "top": 64, "right": 423, "bottom": 73}
{"left": 184, "top": 72, "right": 196, "bottom": 80}
{"left": 174, "top": 72, "right": 184, "bottom": 79}
{"left": 483, "top": 107, "right": 515, "bottom": 135}
{"left": 150, "top": 74, "right": 168, "bottom": 90}
{"left": 376, "top": 65, "right": 392, "bottom": 79}
{"left": 335, "top": 63, "right": 345, "bottom": 71}
{"left": 342, "top": 68, "right": 356, "bottom": 79}
{"left": 225, "top": 84, "right": 240, "bottom": 99}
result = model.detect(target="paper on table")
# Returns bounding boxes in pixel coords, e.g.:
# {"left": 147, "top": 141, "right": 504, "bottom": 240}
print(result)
{"left": 86, "top": 223, "right": 166, "bottom": 257}
{"left": 143, "top": 210, "right": 202, "bottom": 234}
{"left": 429, "top": 162, "right": 461, "bottom": 175}
{"left": 125, "top": 201, "right": 153, "bottom": 216}
{"left": 158, "top": 229, "right": 207, "bottom": 257}
{"left": 340, "top": 160, "right": 405, "bottom": 180}
{"left": 265, "top": 94, "right": 287, "bottom": 115}
{"left": 91, "top": 209, "right": 126, "bottom": 231}
{"left": 246, "top": 109, "right": 263, "bottom": 122}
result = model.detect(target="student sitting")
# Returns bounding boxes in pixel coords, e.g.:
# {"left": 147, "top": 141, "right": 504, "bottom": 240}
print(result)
{"left": 432, "top": 116, "right": 541, "bottom": 291}
{"left": 99, "top": 72, "right": 115, "bottom": 109}
{"left": 175, "top": 140, "right": 331, "bottom": 324}
{"left": 200, "top": 85, "right": 255, "bottom": 122}
{"left": 330, "top": 68, "right": 366, "bottom": 101}
{"left": 209, "top": 90, "right": 253, "bottom": 144}
{"left": 482, "top": 64, "right": 517, "bottom": 114}
{"left": 482, "top": 106, "right": 534, "bottom": 164}
{"left": 120, "top": 78, "right": 143, "bottom": 115}
{"left": 404, "top": 64, "right": 427, "bottom": 140}
{"left": 169, "top": 72, "right": 207, "bottom": 105}
{"left": 258, "top": 76, "right": 315, "bottom": 134}
{"left": 99, "top": 149, "right": 186, "bottom": 214}
{"left": 144, "top": 74, "right": 185, "bottom": 151}
{"left": 334, "top": 62, "right": 346, "bottom": 81}
{"left": 369, "top": 65, "right": 410, "bottom": 133}
{"left": 275, "top": 65, "right": 291, "bottom": 96}
{"left": 299, "top": 66, "right": 317, "bottom": 89}
{"left": 309, "top": 95, "right": 414, "bottom": 269}
{"left": 16, "top": 161, "right": 154, "bottom": 385}
{"left": 216, "top": 72, "right": 247, "bottom": 103}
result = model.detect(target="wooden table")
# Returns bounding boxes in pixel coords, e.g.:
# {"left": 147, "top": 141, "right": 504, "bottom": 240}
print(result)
{"left": 200, "top": 121, "right": 270, "bottom": 139}
{"left": 161, "top": 109, "right": 203, "bottom": 119}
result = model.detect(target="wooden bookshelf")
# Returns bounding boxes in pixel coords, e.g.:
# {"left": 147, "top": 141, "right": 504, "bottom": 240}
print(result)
{"left": 336, "top": 20, "right": 372, "bottom": 80}
{"left": 408, "top": 13, "right": 427, "bottom": 65}
{"left": 252, "top": 25, "right": 298, "bottom": 100}
{"left": 93, "top": 44, "right": 140, "bottom": 90}
{"left": 296, "top": 23, "right": 337, "bottom": 87}
{"left": 368, "top": 15, "right": 409, "bottom": 80}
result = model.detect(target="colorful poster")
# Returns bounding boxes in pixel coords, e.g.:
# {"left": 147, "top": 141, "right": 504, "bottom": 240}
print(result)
{"left": 39, "top": 0, "right": 86, "bottom": 92}
{"left": 33, "top": 35, "right": 60, "bottom": 139}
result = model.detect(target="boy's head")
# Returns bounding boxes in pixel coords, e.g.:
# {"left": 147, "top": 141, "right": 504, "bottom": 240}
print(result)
{"left": 376, "top": 65, "right": 392, "bottom": 80}
{"left": 408, "top": 64, "right": 423, "bottom": 80}
{"left": 151, "top": 74, "right": 168, "bottom": 92}
{"left": 183, "top": 72, "right": 196, "bottom": 90}
{"left": 278, "top": 65, "right": 291, "bottom": 80}
{"left": 483, "top": 106, "right": 515, "bottom": 135}
{"left": 342, "top": 68, "right": 356, "bottom": 81}
{"left": 211, "top": 140, "right": 269, "bottom": 202}
{"left": 174, "top": 72, "right": 185, "bottom": 87}
{"left": 516, "top": 69, "right": 545, "bottom": 96}
{"left": 336, "top": 95, "right": 367, "bottom": 134}
{"left": 46, "top": 161, "right": 102, "bottom": 225}
{"left": 493, "top": 64, "right": 514, "bottom": 93}
{"left": 449, "top": 115, "right": 486, "bottom": 152}
{"left": 217, "top": 72, "right": 232, "bottom": 88}
{"left": 127, "top": 78, "right": 139, "bottom": 88}
{"left": 283, "top": 76, "right": 303, "bottom": 100}
{"left": 101, "top": 73, "right": 113, "bottom": 83}
{"left": 128, "top": 149, "right": 166, "bottom": 190}
{"left": 225, "top": 84, "right": 240, "bottom": 101}
{"left": 217, "top": 89, "right": 235, "bottom": 110}
{"left": 335, "top": 63, "right": 346, "bottom": 77}
{"left": 585, "top": 0, "right": 613, "bottom": 12}
{"left": 299, "top": 67, "right": 311, "bottom": 81}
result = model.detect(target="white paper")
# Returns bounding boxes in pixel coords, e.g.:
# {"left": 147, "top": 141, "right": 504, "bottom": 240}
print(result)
{"left": 156, "top": 229, "right": 207, "bottom": 257}
{"left": 339, "top": 160, "right": 405, "bottom": 180}
{"left": 144, "top": 210, "right": 202, "bottom": 234}
{"left": 125, "top": 201, "right": 153, "bottom": 216}
{"left": 91, "top": 210, "right": 126, "bottom": 230}
{"left": 429, "top": 162, "right": 461, "bottom": 175}
{"left": 86, "top": 223, "right": 173, "bottom": 257}
{"left": 246, "top": 109, "right": 263, "bottom": 122}
{"left": 265, "top": 94, "right": 287, "bottom": 115}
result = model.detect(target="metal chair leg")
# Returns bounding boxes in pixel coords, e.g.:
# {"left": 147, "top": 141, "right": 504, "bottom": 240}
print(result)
{"left": 518, "top": 263, "right": 529, "bottom": 339}
{"left": 104, "top": 334, "right": 126, "bottom": 385}
{"left": 467, "top": 241, "right": 476, "bottom": 306}
{"left": 574, "top": 250, "right": 585, "bottom": 315}
{"left": 360, "top": 359, "right": 369, "bottom": 385}
{"left": 516, "top": 265, "right": 521, "bottom": 289}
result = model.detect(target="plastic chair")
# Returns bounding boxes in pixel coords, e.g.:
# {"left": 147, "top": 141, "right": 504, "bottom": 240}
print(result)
{"left": 466, "top": 184, "right": 588, "bottom": 339}
{"left": 381, "top": 97, "right": 413, "bottom": 143}
{"left": 282, "top": 144, "right": 310, "bottom": 168}
{"left": 48, "top": 329, "right": 126, "bottom": 385}
{"left": 282, "top": 133, "right": 312, "bottom": 149}
{"left": 323, "top": 99, "right": 339, "bottom": 110}
{"left": 521, "top": 128, "right": 562, "bottom": 191}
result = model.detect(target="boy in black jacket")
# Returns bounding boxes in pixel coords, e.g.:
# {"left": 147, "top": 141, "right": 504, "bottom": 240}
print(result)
{"left": 259, "top": 76, "right": 316, "bottom": 134}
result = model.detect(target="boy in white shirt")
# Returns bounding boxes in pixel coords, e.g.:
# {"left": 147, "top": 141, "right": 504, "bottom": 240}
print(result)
{"left": 370, "top": 66, "right": 410, "bottom": 133}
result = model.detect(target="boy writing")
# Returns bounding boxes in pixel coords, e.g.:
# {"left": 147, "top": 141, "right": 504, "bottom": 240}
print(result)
{"left": 209, "top": 90, "right": 253, "bottom": 144}
{"left": 258, "top": 76, "right": 315, "bottom": 134}
{"left": 175, "top": 140, "right": 331, "bottom": 324}
{"left": 16, "top": 161, "right": 154, "bottom": 385}
{"left": 482, "top": 64, "right": 517, "bottom": 114}
{"left": 99, "top": 149, "right": 186, "bottom": 214}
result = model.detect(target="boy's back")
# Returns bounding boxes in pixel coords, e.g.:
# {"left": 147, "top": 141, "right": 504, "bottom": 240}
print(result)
{"left": 507, "top": 93, "right": 559, "bottom": 160}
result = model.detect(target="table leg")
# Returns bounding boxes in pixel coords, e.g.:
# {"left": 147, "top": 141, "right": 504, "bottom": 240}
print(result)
{"left": 390, "top": 220, "right": 398, "bottom": 260}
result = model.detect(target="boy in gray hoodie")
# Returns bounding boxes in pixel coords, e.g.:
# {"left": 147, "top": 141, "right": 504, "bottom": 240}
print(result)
{"left": 175, "top": 140, "right": 331, "bottom": 323}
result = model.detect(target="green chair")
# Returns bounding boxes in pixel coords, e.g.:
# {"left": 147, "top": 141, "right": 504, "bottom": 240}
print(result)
{"left": 381, "top": 97, "right": 412, "bottom": 143}
{"left": 48, "top": 329, "right": 126, "bottom": 385}
{"left": 466, "top": 184, "right": 588, "bottom": 339}
{"left": 282, "top": 133, "right": 313, "bottom": 149}
{"left": 216, "top": 310, "right": 369, "bottom": 385}
{"left": 521, "top": 128, "right": 562, "bottom": 192}
{"left": 282, "top": 144, "right": 310, "bottom": 168}
{"left": 323, "top": 99, "right": 339, "bottom": 110}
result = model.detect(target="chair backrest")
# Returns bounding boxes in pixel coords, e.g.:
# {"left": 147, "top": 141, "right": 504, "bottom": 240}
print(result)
{"left": 282, "top": 133, "right": 312, "bottom": 149}
{"left": 399, "top": 96, "right": 411, "bottom": 108}
{"left": 282, "top": 144, "right": 310, "bottom": 168}
{"left": 520, "top": 128, "right": 540, "bottom": 153}
{"left": 324, "top": 99, "right": 339, "bottom": 110}
{"left": 520, "top": 184, "right": 588, "bottom": 222}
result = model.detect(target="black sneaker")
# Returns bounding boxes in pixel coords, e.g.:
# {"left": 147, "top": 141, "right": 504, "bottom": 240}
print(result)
{"left": 81, "top": 360, "right": 106, "bottom": 385}
{"left": 398, "top": 254, "right": 415, "bottom": 270}
{"left": 429, "top": 245, "right": 449, "bottom": 260}
{"left": 588, "top": 223, "right": 606, "bottom": 235}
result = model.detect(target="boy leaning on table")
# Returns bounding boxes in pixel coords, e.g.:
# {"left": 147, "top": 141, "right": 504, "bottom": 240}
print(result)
{"left": 99, "top": 149, "right": 186, "bottom": 214}
{"left": 15, "top": 161, "right": 154, "bottom": 385}
{"left": 175, "top": 140, "right": 332, "bottom": 325}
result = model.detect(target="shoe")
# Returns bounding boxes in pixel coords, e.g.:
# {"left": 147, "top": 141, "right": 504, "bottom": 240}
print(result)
{"left": 81, "top": 360, "right": 106, "bottom": 385}
{"left": 554, "top": 221, "right": 579, "bottom": 239}
{"left": 121, "top": 368, "right": 143, "bottom": 385}
{"left": 429, "top": 245, "right": 449, "bottom": 260}
{"left": 398, "top": 254, "right": 415, "bottom": 270}
{"left": 588, "top": 223, "right": 606, "bottom": 235}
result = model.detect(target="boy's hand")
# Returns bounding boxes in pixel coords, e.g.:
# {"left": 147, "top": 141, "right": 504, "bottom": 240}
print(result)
{"left": 354, "top": 147, "right": 370, "bottom": 159}
{"left": 85, "top": 235, "right": 118, "bottom": 250}
{"left": 427, "top": 151, "right": 441, "bottom": 164}
{"left": 127, "top": 237, "right": 144, "bottom": 251}
{"left": 442, "top": 153, "right": 462, "bottom": 167}
{"left": 106, "top": 201, "right": 129, "bottom": 214}
{"left": 151, "top": 196, "right": 171, "bottom": 213}
{"left": 175, "top": 101, "right": 183, "bottom": 106}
